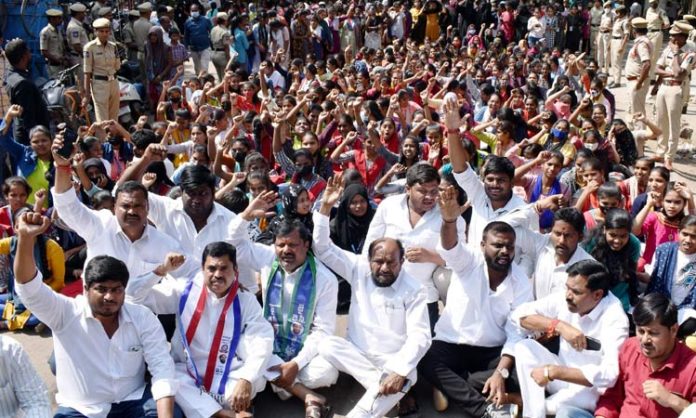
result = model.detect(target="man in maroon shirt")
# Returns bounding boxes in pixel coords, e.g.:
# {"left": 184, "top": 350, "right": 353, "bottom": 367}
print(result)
{"left": 593, "top": 293, "right": 696, "bottom": 418}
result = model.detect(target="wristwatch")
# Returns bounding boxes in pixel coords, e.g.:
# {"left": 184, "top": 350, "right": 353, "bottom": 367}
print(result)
{"left": 496, "top": 367, "right": 510, "bottom": 379}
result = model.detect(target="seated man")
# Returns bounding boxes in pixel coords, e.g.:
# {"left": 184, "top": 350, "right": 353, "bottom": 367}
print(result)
{"left": 13, "top": 211, "right": 177, "bottom": 418}
{"left": 0, "top": 335, "right": 51, "bottom": 417}
{"left": 511, "top": 260, "right": 629, "bottom": 418}
{"left": 312, "top": 175, "right": 432, "bottom": 418}
{"left": 126, "top": 242, "right": 274, "bottom": 418}
{"left": 419, "top": 186, "right": 533, "bottom": 418}
{"left": 228, "top": 191, "right": 338, "bottom": 417}
{"left": 593, "top": 293, "right": 696, "bottom": 418}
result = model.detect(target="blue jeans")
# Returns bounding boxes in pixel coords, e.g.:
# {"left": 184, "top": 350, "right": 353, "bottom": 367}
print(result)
{"left": 555, "top": 405, "right": 594, "bottom": 418}
{"left": 54, "top": 384, "right": 157, "bottom": 417}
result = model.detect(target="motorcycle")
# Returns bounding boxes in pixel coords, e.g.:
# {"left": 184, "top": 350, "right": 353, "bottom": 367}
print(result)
{"left": 37, "top": 64, "right": 92, "bottom": 133}
{"left": 117, "top": 58, "right": 144, "bottom": 127}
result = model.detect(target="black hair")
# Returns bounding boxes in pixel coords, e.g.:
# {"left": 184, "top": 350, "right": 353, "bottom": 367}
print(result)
{"left": 91, "top": 190, "right": 115, "bottom": 209}
{"left": 584, "top": 208, "right": 638, "bottom": 305}
{"left": 554, "top": 207, "right": 586, "bottom": 235}
{"left": 367, "top": 237, "right": 405, "bottom": 260}
{"left": 405, "top": 162, "right": 440, "bottom": 187}
{"left": 4, "top": 38, "right": 29, "bottom": 66}
{"left": 681, "top": 215, "right": 696, "bottom": 230}
{"left": 217, "top": 188, "right": 249, "bottom": 214}
{"left": 201, "top": 241, "right": 238, "bottom": 267}
{"left": 566, "top": 259, "right": 611, "bottom": 297}
{"left": 2, "top": 176, "right": 31, "bottom": 196}
{"left": 115, "top": 180, "right": 148, "bottom": 200}
{"left": 84, "top": 255, "right": 130, "bottom": 288}
{"left": 274, "top": 218, "right": 312, "bottom": 244}
{"left": 131, "top": 129, "right": 158, "bottom": 151}
{"left": 179, "top": 165, "right": 216, "bottom": 193}
{"left": 633, "top": 292, "right": 678, "bottom": 327}
{"left": 482, "top": 221, "right": 516, "bottom": 240}
{"left": 79, "top": 136, "right": 101, "bottom": 154}
{"left": 244, "top": 152, "right": 269, "bottom": 171}
{"left": 481, "top": 156, "right": 515, "bottom": 181}
{"left": 597, "top": 182, "right": 623, "bottom": 201}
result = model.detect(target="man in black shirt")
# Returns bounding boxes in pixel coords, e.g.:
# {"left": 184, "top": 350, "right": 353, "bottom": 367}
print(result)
{"left": 4, "top": 39, "right": 50, "bottom": 145}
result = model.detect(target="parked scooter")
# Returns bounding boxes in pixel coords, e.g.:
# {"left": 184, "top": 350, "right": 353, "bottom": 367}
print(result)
{"left": 117, "top": 59, "right": 144, "bottom": 126}
{"left": 37, "top": 63, "right": 92, "bottom": 133}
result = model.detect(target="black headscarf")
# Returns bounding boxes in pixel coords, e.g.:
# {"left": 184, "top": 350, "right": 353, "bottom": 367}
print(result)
{"left": 330, "top": 184, "right": 375, "bottom": 253}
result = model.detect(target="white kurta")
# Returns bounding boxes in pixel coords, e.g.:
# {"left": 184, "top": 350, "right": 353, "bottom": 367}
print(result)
{"left": 313, "top": 212, "right": 431, "bottom": 418}
{"left": 126, "top": 272, "right": 274, "bottom": 418}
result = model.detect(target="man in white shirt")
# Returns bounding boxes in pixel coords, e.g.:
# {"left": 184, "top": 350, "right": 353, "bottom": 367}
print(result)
{"left": 227, "top": 191, "right": 338, "bottom": 417}
{"left": 419, "top": 186, "right": 532, "bottom": 418}
{"left": 363, "top": 163, "right": 465, "bottom": 331}
{"left": 118, "top": 156, "right": 257, "bottom": 293}
{"left": 13, "top": 211, "right": 178, "bottom": 418}
{"left": 126, "top": 242, "right": 274, "bottom": 418}
{"left": 510, "top": 259, "right": 629, "bottom": 418}
{"left": 0, "top": 335, "right": 51, "bottom": 418}
{"left": 50, "top": 136, "right": 198, "bottom": 281}
{"left": 312, "top": 175, "right": 432, "bottom": 418}
{"left": 501, "top": 204, "right": 595, "bottom": 299}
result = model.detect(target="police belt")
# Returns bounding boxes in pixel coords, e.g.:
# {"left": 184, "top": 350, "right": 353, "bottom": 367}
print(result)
{"left": 93, "top": 74, "right": 115, "bottom": 81}
{"left": 649, "top": 29, "right": 662, "bottom": 32}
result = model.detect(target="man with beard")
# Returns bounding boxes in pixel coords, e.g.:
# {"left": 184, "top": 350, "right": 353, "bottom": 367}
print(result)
{"left": 311, "top": 174, "right": 431, "bottom": 418}
{"left": 593, "top": 293, "right": 696, "bottom": 418}
{"left": 418, "top": 186, "right": 532, "bottom": 418}
{"left": 363, "top": 163, "right": 465, "bottom": 332}
{"left": 126, "top": 242, "right": 274, "bottom": 418}
{"left": 13, "top": 211, "right": 177, "bottom": 417}
{"left": 227, "top": 191, "right": 338, "bottom": 417}
{"left": 510, "top": 260, "right": 628, "bottom": 418}
{"left": 501, "top": 205, "right": 595, "bottom": 299}
{"left": 444, "top": 98, "right": 526, "bottom": 248}
{"left": 51, "top": 136, "right": 198, "bottom": 280}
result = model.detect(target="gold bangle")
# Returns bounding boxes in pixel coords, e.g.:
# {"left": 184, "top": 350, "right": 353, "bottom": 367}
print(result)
{"left": 544, "top": 365, "right": 553, "bottom": 382}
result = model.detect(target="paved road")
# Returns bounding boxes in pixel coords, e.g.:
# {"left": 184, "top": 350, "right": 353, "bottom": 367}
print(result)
{"left": 4, "top": 55, "right": 696, "bottom": 418}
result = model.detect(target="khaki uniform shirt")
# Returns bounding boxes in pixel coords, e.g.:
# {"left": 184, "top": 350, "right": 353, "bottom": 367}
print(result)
{"left": 84, "top": 39, "right": 120, "bottom": 77}
{"left": 210, "top": 25, "right": 231, "bottom": 50}
{"left": 611, "top": 17, "right": 628, "bottom": 38}
{"left": 600, "top": 11, "right": 614, "bottom": 32}
{"left": 590, "top": 7, "right": 603, "bottom": 26}
{"left": 656, "top": 43, "right": 696, "bottom": 83}
{"left": 645, "top": 7, "right": 669, "bottom": 31}
{"left": 66, "top": 18, "right": 89, "bottom": 54}
{"left": 625, "top": 35, "right": 652, "bottom": 77}
{"left": 133, "top": 18, "right": 153, "bottom": 53}
{"left": 39, "top": 24, "right": 65, "bottom": 62}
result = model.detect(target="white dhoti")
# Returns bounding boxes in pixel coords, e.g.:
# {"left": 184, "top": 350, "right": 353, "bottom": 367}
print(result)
{"left": 514, "top": 339, "right": 599, "bottom": 418}
{"left": 174, "top": 362, "right": 266, "bottom": 418}
{"left": 319, "top": 336, "right": 417, "bottom": 418}
{"left": 267, "top": 354, "right": 339, "bottom": 399}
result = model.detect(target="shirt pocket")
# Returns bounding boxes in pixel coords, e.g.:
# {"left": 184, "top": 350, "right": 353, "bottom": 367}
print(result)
{"left": 115, "top": 348, "right": 145, "bottom": 378}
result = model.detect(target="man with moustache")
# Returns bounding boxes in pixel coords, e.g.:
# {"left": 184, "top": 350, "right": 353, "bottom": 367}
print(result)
{"left": 417, "top": 186, "right": 533, "bottom": 418}
{"left": 50, "top": 135, "right": 198, "bottom": 280}
{"left": 312, "top": 174, "right": 432, "bottom": 418}
{"left": 510, "top": 260, "right": 629, "bottom": 418}
{"left": 593, "top": 293, "right": 696, "bottom": 418}
{"left": 499, "top": 199, "right": 594, "bottom": 299}
{"left": 227, "top": 191, "right": 338, "bottom": 417}
{"left": 126, "top": 242, "right": 274, "bottom": 418}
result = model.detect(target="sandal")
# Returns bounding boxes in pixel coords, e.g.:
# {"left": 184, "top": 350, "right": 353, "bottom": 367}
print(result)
{"left": 397, "top": 395, "right": 420, "bottom": 416}
{"left": 305, "top": 399, "right": 332, "bottom": 418}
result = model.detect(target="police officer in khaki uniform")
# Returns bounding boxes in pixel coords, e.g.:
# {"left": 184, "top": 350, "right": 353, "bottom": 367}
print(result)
{"left": 609, "top": 5, "right": 629, "bottom": 87}
{"left": 682, "top": 15, "right": 696, "bottom": 113}
{"left": 625, "top": 17, "right": 652, "bottom": 116}
{"left": 67, "top": 3, "right": 89, "bottom": 92}
{"left": 654, "top": 21, "right": 696, "bottom": 170}
{"left": 122, "top": 10, "right": 140, "bottom": 61}
{"left": 645, "top": 0, "right": 670, "bottom": 83}
{"left": 598, "top": 1, "right": 614, "bottom": 74}
{"left": 40, "top": 9, "right": 67, "bottom": 78}
{"left": 133, "top": 2, "right": 153, "bottom": 83}
{"left": 210, "top": 12, "right": 231, "bottom": 81}
{"left": 590, "top": 0, "right": 603, "bottom": 58}
{"left": 83, "top": 18, "right": 121, "bottom": 122}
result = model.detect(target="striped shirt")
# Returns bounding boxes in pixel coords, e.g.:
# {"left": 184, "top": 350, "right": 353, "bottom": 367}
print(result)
{"left": 0, "top": 335, "right": 51, "bottom": 418}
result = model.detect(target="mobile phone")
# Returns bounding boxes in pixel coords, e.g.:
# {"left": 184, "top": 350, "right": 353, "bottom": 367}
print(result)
{"left": 585, "top": 336, "right": 602, "bottom": 351}
{"left": 57, "top": 123, "right": 77, "bottom": 159}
